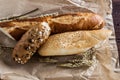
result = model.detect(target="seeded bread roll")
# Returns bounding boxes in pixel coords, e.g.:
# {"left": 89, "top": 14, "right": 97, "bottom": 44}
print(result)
{"left": 0, "top": 12, "right": 104, "bottom": 40}
{"left": 38, "top": 29, "right": 112, "bottom": 56}
{"left": 12, "top": 22, "right": 51, "bottom": 64}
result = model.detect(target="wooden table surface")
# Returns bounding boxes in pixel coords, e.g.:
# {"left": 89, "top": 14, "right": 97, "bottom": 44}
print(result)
{"left": 112, "top": 0, "right": 120, "bottom": 59}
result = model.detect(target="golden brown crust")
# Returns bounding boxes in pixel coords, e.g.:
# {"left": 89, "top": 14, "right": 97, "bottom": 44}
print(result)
{"left": 0, "top": 16, "right": 52, "bottom": 40}
{"left": 0, "top": 12, "right": 106, "bottom": 64}
{"left": 49, "top": 13, "right": 104, "bottom": 34}
{"left": 12, "top": 22, "right": 51, "bottom": 64}
{"left": 0, "top": 12, "right": 104, "bottom": 40}
{"left": 38, "top": 29, "right": 112, "bottom": 56}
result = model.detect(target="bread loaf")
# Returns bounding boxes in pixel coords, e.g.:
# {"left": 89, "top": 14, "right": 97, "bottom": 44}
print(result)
{"left": 38, "top": 29, "right": 112, "bottom": 56}
{"left": 0, "top": 12, "right": 104, "bottom": 40}
{"left": 12, "top": 22, "right": 51, "bottom": 64}
{"left": 0, "top": 16, "right": 52, "bottom": 40}
{"left": 49, "top": 13, "right": 104, "bottom": 34}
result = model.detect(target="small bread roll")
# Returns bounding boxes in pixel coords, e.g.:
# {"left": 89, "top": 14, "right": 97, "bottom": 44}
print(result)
{"left": 38, "top": 29, "right": 112, "bottom": 56}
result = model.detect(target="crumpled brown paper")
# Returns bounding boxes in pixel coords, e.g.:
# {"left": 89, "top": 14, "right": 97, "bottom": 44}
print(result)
{"left": 0, "top": 0, "right": 120, "bottom": 80}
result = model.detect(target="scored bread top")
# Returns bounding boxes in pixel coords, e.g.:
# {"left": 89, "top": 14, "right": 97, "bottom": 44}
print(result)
{"left": 49, "top": 12, "right": 104, "bottom": 34}
{"left": 0, "top": 12, "right": 104, "bottom": 40}
{"left": 0, "top": 16, "right": 52, "bottom": 40}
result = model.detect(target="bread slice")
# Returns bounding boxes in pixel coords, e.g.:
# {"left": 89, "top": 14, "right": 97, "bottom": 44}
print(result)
{"left": 38, "top": 29, "right": 112, "bottom": 56}
{"left": 12, "top": 22, "right": 51, "bottom": 64}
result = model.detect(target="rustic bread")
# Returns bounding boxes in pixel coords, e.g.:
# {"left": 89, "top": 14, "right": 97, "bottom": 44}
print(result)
{"left": 12, "top": 22, "right": 51, "bottom": 64}
{"left": 0, "top": 16, "right": 52, "bottom": 40}
{"left": 38, "top": 29, "right": 112, "bottom": 56}
{"left": 0, "top": 12, "right": 104, "bottom": 40}
{"left": 49, "top": 12, "right": 104, "bottom": 34}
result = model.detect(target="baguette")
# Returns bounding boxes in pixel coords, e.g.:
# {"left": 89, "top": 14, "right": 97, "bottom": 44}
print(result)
{"left": 0, "top": 12, "right": 104, "bottom": 40}
{"left": 12, "top": 22, "right": 51, "bottom": 64}
{"left": 49, "top": 13, "right": 104, "bottom": 34}
{"left": 38, "top": 29, "right": 112, "bottom": 56}
{"left": 0, "top": 16, "right": 52, "bottom": 40}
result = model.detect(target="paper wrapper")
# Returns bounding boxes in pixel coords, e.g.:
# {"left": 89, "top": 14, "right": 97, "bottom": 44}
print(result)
{"left": 0, "top": 0, "right": 120, "bottom": 80}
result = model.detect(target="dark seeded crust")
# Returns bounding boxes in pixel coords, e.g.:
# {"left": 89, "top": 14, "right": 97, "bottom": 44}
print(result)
{"left": 12, "top": 22, "right": 51, "bottom": 64}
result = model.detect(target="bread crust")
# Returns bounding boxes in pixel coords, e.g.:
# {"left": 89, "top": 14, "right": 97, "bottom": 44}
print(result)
{"left": 12, "top": 22, "right": 51, "bottom": 64}
{"left": 0, "top": 12, "right": 104, "bottom": 40}
{"left": 49, "top": 13, "right": 104, "bottom": 34}
{"left": 38, "top": 29, "right": 112, "bottom": 56}
{"left": 0, "top": 16, "right": 52, "bottom": 40}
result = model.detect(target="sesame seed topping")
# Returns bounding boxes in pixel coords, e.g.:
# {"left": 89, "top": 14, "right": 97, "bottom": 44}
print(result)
{"left": 40, "top": 39, "right": 43, "bottom": 42}
{"left": 18, "top": 58, "right": 21, "bottom": 61}
{"left": 21, "top": 61, "right": 24, "bottom": 64}
{"left": 35, "top": 28, "right": 39, "bottom": 32}
{"left": 17, "top": 61, "right": 21, "bottom": 63}
{"left": 15, "top": 58, "right": 18, "bottom": 61}
{"left": 26, "top": 56, "right": 30, "bottom": 60}
{"left": 39, "top": 31, "right": 42, "bottom": 35}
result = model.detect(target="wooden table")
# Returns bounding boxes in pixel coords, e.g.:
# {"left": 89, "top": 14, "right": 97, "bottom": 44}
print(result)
{"left": 112, "top": 0, "right": 120, "bottom": 59}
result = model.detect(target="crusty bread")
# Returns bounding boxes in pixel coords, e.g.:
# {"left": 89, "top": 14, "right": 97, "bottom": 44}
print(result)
{"left": 12, "top": 22, "right": 51, "bottom": 64}
{"left": 38, "top": 29, "right": 112, "bottom": 56}
{"left": 0, "top": 16, "right": 52, "bottom": 40}
{"left": 49, "top": 13, "right": 104, "bottom": 34}
{"left": 0, "top": 12, "right": 104, "bottom": 40}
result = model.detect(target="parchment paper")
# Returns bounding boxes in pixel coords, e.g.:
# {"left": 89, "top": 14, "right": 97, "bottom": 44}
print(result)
{"left": 0, "top": 0, "right": 120, "bottom": 80}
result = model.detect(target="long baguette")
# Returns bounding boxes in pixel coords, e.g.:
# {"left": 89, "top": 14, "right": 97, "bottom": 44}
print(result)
{"left": 0, "top": 16, "right": 52, "bottom": 40}
{"left": 49, "top": 13, "right": 104, "bottom": 34}
{"left": 0, "top": 12, "right": 104, "bottom": 40}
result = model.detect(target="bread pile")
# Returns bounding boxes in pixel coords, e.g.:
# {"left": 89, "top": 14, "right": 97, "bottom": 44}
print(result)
{"left": 0, "top": 12, "right": 112, "bottom": 67}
